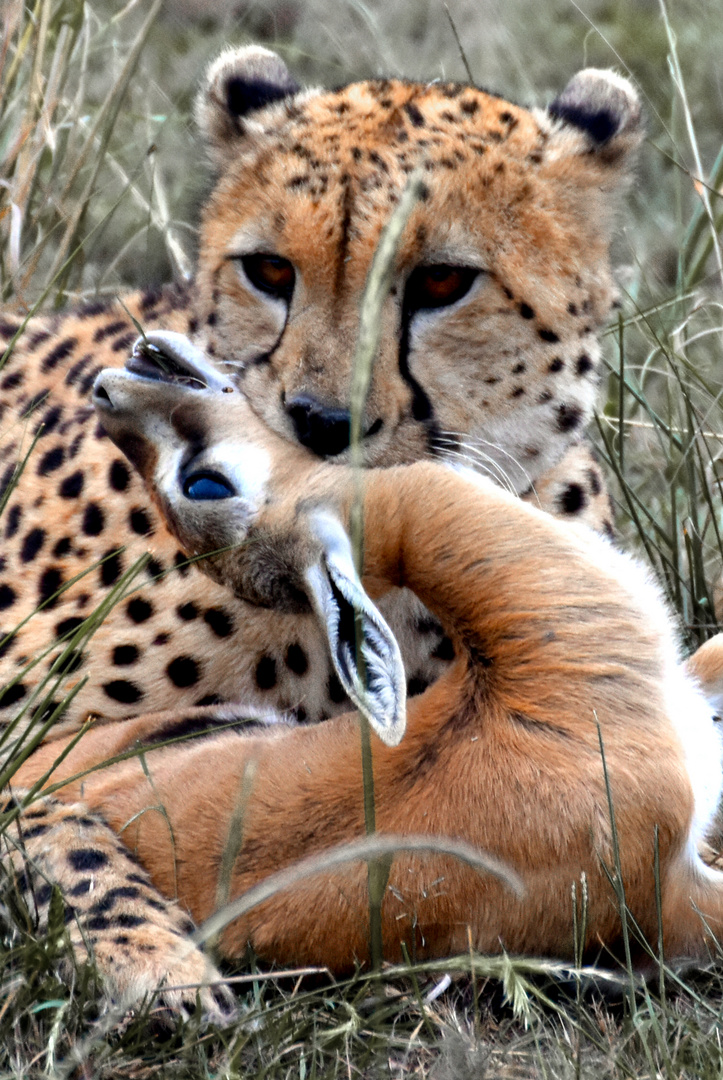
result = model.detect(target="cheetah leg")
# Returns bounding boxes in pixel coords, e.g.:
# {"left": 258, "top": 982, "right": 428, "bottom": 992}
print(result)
{"left": 2, "top": 791, "right": 236, "bottom": 1025}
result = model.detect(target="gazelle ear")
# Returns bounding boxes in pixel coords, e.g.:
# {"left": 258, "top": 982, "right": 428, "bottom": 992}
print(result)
{"left": 196, "top": 45, "right": 300, "bottom": 165}
{"left": 304, "top": 512, "right": 406, "bottom": 747}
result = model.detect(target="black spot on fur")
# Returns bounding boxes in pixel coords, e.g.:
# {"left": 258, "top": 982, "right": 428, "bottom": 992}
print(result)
{"left": 36, "top": 404, "right": 63, "bottom": 436}
{"left": 89, "top": 885, "right": 141, "bottom": 916}
{"left": 113, "top": 645, "right": 139, "bottom": 666}
{"left": 103, "top": 679, "right": 143, "bottom": 704}
{"left": 1, "top": 370, "right": 23, "bottom": 391}
{"left": 166, "top": 656, "right": 200, "bottom": 688}
{"left": 77, "top": 300, "right": 111, "bottom": 319}
{"left": 56, "top": 617, "right": 84, "bottom": 639}
{"left": 93, "top": 320, "right": 127, "bottom": 343}
{"left": 65, "top": 355, "right": 92, "bottom": 387}
{"left": 204, "top": 607, "right": 234, "bottom": 638}
{"left": 21, "top": 390, "right": 49, "bottom": 419}
{"left": 82, "top": 503, "right": 104, "bottom": 536}
{"left": 127, "top": 598, "right": 153, "bottom": 623}
{"left": 404, "top": 101, "right": 425, "bottom": 127}
{"left": 23, "top": 823, "right": 50, "bottom": 839}
{"left": 67, "top": 848, "right": 109, "bottom": 872}
{"left": 539, "top": 328, "right": 560, "bottom": 343}
{"left": 0, "top": 682, "right": 25, "bottom": 708}
{"left": 177, "top": 602, "right": 198, "bottom": 621}
{"left": 37, "top": 446, "right": 65, "bottom": 475}
{"left": 285, "top": 643, "right": 308, "bottom": 676}
{"left": 173, "top": 551, "right": 189, "bottom": 577}
{"left": 58, "top": 470, "right": 84, "bottom": 498}
{"left": 147, "top": 557, "right": 165, "bottom": 582}
{"left": 109, "top": 459, "right": 130, "bottom": 491}
{"left": 556, "top": 403, "right": 583, "bottom": 432}
{"left": 519, "top": 303, "right": 534, "bottom": 320}
{"left": 129, "top": 508, "right": 152, "bottom": 536}
{"left": 559, "top": 483, "right": 587, "bottom": 514}
{"left": 0, "top": 318, "right": 20, "bottom": 339}
{"left": 100, "top": 549, "right": 123, "bottom": 588}
{"left": 0, "top": 633, "right": 16, "bottom": 660}
{"left": 255, "top": 655, "right": 277, "bottom": 691}
{"left": 0, "top": 585, "right": 15, "bottom": 610}
{"left": 548, "top": 357, "right": 564, "bottom": 373}
{"left": 68, "top": 879, "right": 93, "bottom": 897}
{"left": 85, "top": 915, "right": 109, "bottom": 932}
{"left": 39, "top": 567, "right": 63, "bottom": 608}
{"left": 5, "top": 505, "right": 21, "bottom": 538}
{"left": 41, "top": 337, "right": 77, "bottom": 373}
{"left": 327, "top": 672, "right": 346, "bottom": 704}
{"left": 576, "top": 353, "right": 593, "bottom": 376}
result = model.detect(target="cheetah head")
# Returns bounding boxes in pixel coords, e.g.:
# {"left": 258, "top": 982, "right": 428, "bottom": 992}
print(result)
{"left": 192, "top": 46, "right": 642, "bottom": 494}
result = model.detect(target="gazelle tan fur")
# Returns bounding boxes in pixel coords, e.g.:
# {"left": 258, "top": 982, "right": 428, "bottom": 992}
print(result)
{"left": 16, "top": 332, "right": 723, "bottom": 972}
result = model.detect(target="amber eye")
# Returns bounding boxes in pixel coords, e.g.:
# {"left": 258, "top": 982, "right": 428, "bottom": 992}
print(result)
{"left": 239, "top": 254, "right": 295, "bottom": 300}
{"left": 405, "top": 264, "right": 479, "bottom": 312}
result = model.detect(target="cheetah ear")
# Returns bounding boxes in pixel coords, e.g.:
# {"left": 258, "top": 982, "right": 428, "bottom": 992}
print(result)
{"left": 304, "top": 512, "right": 407, "bottom": 748}
{"left": 548, "top": 69, "right": 643, "bottom": 162}
{"left": 196, "top": 45, "right": 301, "bottom": 163}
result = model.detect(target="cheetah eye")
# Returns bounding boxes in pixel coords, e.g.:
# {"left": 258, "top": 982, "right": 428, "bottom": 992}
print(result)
{"left": 239, "top": 254, "right": 295, "bottom": 300}
{"left": 405, "top": 264, "right": 479, "bottom": 312}
{"left": 183, "top": 472, "right": 236, "bottom": 500}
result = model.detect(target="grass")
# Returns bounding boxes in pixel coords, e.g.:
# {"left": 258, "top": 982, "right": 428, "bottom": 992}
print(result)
{"left": 1, "top": 0, "right": 723, "bottom": 1075}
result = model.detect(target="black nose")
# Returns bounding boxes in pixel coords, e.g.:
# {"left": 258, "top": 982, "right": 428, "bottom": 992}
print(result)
{"left": 286, "top": 394, "right": 351, "bottom": 457}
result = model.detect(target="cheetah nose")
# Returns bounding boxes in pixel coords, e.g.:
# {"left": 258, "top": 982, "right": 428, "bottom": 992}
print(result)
{"left": 286, "top": 394, "right": 351, "bottom": 457}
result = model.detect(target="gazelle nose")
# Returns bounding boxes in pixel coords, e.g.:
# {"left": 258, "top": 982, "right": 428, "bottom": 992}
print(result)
{"left": 286, "top": 394, "right": 351, "bottom": 457}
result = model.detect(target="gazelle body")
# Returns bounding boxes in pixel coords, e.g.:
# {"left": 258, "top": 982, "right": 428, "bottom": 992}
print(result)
{"left": 16, "top": 333, "right": 723, "bottom": 972}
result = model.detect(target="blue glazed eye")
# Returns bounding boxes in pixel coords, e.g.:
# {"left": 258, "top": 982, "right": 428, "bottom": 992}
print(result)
{"left": 183, "top": 472, "right": 235, "bottom": 500}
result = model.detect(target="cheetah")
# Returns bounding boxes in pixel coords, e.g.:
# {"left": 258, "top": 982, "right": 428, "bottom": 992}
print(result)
{"left": 1, "top": 48, "right": 647, "bottom": 1013}
{"left": 0, "top": 48, "right": 641, "bottom": 734}
{"left": 17, "top": 330, "right": 723, "bottom": 978}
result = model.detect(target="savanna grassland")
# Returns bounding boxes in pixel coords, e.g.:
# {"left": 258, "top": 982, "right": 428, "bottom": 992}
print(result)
{"left": 1, "top": 0, "right": 723, "bottom": 1075}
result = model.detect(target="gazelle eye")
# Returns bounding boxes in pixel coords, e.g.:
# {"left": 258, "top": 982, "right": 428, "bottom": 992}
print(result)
{"left": 183, "top": 472, "right": 236, "bottom": 500}
{"left": 239, "top": 254, "right": 295, "bottom": 300}
{"left": 405, "top": 264, "right": 478, "bottom": 311}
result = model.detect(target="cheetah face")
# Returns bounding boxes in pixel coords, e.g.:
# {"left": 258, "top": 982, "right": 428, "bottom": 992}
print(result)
{"left": 93, "top": 332, "right": 406, "bottom": 744}
{"left": 192, "top": 48, "right": 642, "bottom": 494}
